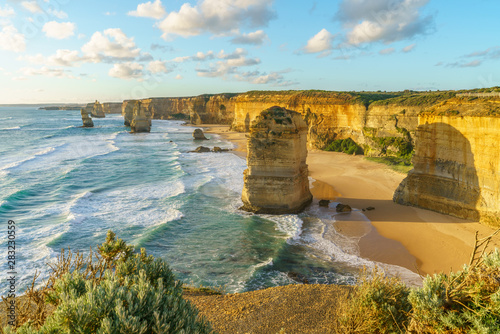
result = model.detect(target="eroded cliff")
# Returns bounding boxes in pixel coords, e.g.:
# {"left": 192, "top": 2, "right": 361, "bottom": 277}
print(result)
{"left": 394, "top": 113, "right": 500, "bottom": 227}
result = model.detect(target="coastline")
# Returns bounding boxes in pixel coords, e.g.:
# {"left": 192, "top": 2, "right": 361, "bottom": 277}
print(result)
{"left": 202, "top": 124, "right": 500, "bottom": 277}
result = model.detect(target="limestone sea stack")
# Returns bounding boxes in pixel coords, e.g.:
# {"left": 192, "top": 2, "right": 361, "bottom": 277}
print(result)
{"left": 90, "top": 100, "right": 106, "bottom": 118}
{"left": 130, "top": 100, "right": 151, "bottom": 133}
{"left": 241, "top": 106, "right": 312, "bottom": 214}
{"left": 123, "top": 100, "right": 134, "bottom": 126}
{"left": 80, "top": 108, "right": 94, "bottom": 127}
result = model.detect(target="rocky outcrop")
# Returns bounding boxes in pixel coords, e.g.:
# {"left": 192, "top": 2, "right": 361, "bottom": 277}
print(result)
{"left": 123, "top": 101, "right": 135, "bottom": 126}
{"left": 102, "top": 102, "right": 122, "bottom": 114}
{"left": 394, "top": 114, "right": 500, "bottom": 227}
{"left": 80, "top": 108, "right": 93, "bottom": 127}
{"left": 193, "top": 129, "right": 208, "bottom": 140}
{"left": 241, "top": 106, "right": 312, "bottom": 214}
{"left": 130, "top": 101, "right": 151, "bottom": 133}
{"left": 122, "top": 94, "right": 236, "bottom": 124}
{"left": 87, "top": 100, "right": 105, "bottom": 118}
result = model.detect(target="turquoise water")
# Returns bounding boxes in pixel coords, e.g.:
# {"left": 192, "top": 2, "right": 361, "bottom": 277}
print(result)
{"left": 0, "top": 107, "right": 418, "bottom": 294}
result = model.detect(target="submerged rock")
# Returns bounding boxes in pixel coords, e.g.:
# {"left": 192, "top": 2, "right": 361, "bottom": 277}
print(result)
{"left": 212, "top": 146, "right": 229, "bottom": 153}
{"left": 336, "top": 203, "right": 352, "bottom": 213}
{"left": 319, "top": 200, "right": 330, "bottom": 207}
{"left": 241, "top": 106, "right": 312, "bottom": 214}
{"left": 193, "top": 128, "right": 208, "bottom": 140}
{"left": 190, "top": 146, "right": 211, "bottom": 153}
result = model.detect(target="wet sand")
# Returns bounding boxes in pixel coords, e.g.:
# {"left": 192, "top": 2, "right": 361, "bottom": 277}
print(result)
{"left": 203, "top": 124, "right": 500, "bottom": 276}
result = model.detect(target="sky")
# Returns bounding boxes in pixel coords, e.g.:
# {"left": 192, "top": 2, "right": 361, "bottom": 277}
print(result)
{"left": 0, "top": 0, "right": 499, "bottom": 103}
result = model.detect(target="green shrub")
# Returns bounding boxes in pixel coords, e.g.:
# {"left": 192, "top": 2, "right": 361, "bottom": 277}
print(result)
{"left": 408, "top": 250, "right": 500, "bottom": 333}
{"left": 332, "top": 268, "right": 411, "bottom": 333}
{"left": 324, "top": 138, "right": 363, "bottom": 155}
{"left": 4, "top": 231, "right": 212, "bottom": 334}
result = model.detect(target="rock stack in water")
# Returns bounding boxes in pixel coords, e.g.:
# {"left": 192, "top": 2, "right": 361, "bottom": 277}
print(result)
{"left": 90, "top": 100, "right": 106, "bottom": 118}
{"left": 130, "top": 101, "right": 151, "bottom": 133}
{"left": 241, "top": 106, "right": 312, "bottom": 214}
{"left": 80, "top": 108, "right": 94, "bottom": 127}
{"left": 123, "top": 101, "right": 134, "bottom": 126}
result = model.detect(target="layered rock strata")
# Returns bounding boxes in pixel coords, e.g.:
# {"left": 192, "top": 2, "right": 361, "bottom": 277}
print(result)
{"left": 394, "top": 114, "right": 500, "bottom": 227}
{"left": 130, "top": 101, "right": 151, "bottom": 133}
{"left": 80, "top": 108, "right": 94, "bottom": 127}
{"left": 241, "top": 106, "right": 312, "bottom": 214}
{"left": 102, "top": 102, "right": 122, "bottom": 114}
{"left": 87, "top": 100, "right": 106, "bottom": 118}
{"left": 123, "top": 101, "right": 135, "bottom": 126}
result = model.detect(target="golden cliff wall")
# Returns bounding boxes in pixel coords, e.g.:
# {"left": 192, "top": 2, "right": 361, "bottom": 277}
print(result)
{"left": 231, "top": 92, "right": 370, "bottom": 149}
{"left": 122, "top": 95, "right": 235, "bottom": 124}
{"left": 394, "top": 114, "right": 500, "bottom": 227}
{"left": 102, "top": 102, "right": 122, "bottom": 114}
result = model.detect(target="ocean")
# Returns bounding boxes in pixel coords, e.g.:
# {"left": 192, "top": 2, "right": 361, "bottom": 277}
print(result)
{"left": 0, "top": 107, "right": 420, "bottom": 294}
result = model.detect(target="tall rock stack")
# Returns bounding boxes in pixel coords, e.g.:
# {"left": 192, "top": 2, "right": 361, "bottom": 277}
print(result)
{"left": 90, "top": 100, "right": 106, "bottom": 118}
{"left": 123, "top": 100, "right": 135, "bottom": 126}
{"left": 80, "top": 108, "right": 94, "bottom": 127}
{"left": 241, "top": 106, "right": 312, "bottom": 214}
{"left": 130, "top": 100, "right": 151, "bottom": 133}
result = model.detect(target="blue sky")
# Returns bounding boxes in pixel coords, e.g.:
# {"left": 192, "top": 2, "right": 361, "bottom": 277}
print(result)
{"left": 0, "top": 0, "right": 499, "bottom": 103}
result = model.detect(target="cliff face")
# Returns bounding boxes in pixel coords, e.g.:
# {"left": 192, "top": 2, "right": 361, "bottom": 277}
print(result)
{"left": 394, "top": 114, "right": 500, "bottom": 227}
{"left": 121, "top": 95, "right": 235, "bottom": 124}
{"left": 102, "top": 102, "right": 122, "bottom": 114}
{"left": 241, "top": 106, "right": 312, "bottom": 214}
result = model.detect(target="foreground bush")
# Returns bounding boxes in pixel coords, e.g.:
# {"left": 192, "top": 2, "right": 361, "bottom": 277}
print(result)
{"left": 332, "top": 231, "right": 500, "bottom": 333}
{"left": 3, "top": 231, "right": 212, "bottom": 334}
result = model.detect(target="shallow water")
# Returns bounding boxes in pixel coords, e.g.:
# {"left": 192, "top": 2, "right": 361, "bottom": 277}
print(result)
{"left": 0, "top": 107, "right": 420, "bottom": 293}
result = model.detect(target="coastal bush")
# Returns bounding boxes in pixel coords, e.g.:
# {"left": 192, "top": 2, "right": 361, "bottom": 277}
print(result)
{"left": 324, "top": 138, "right": 363, "bottom": 155}
{"left": 332, "top": 231, "right": 500, "bottom": 333}
{"left": 3, "top": 231, "right": 212, "bottom": 334}
{"left": 332, "top": 269, "right": 411, "bottom": 333}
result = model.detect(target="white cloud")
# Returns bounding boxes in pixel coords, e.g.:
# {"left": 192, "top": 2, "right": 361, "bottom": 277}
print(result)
{"left": 304, "top": 28, "right": 334, "bottom": 54}
{"left": 128, "top": 0, "right": 166, "bottom": 19}
{"left": 20, "top": 66, "right": 76, "bottom": 79}
{"left": 196, "top": 48, "right": 260, "bottom": 78}
{"left": 175, "top": 74, "right": 183, "bottom": 80}
{"left": 109, "top": 62, "right": 143, "bottom": 80}
{"left": 82, "top": 28, "right": 141, "bottom": 62}
{"left": 379, "top": 47, "right": 395, "bottom": 55}
{"left": 402, "top": 43, "right": 416, "bottom": 52}
{"left": 173, "top": 51, "right": 215, "bottom": 63}
{"left": 158, "top": 0, "right": 276, "bottom": 39}
{"left": 21, "top": 1, "right": 42, "bottom": 13}
{"left": 230, "top": 30, "right": 268, "bottom": 45}
{"left": 42, "top": 21, "right": 75, "bottom": 39}
{"left": 338, "top": 0, "right": 433, "bottom": 45}
{"left": 0, "top": 25, "right": 26, "bottom": 52}
{"left": 47, "top": 8, "right": 68, "bottom": 19}
{"left": 0, "top": 5, "right": 15, "bottom": 17}
{"left": 235, "top": 69, "right": 296, "bottom": 86}
{"left": 147, "top": 60, "right": 170, "bottom": 74}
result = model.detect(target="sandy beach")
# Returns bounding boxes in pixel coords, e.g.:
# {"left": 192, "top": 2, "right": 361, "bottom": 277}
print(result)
{"left": 203, "top": 124, "right": 500, "bottom": 277}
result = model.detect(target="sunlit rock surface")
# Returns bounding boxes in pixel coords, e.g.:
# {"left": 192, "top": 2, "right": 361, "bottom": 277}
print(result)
{"left": 241, "top": 106, "right": 312, "bottom": 214}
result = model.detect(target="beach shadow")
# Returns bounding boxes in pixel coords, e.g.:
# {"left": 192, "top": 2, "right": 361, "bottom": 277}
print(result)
{"left": 394, "top": 121, "right": 481, "bottom": 222}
